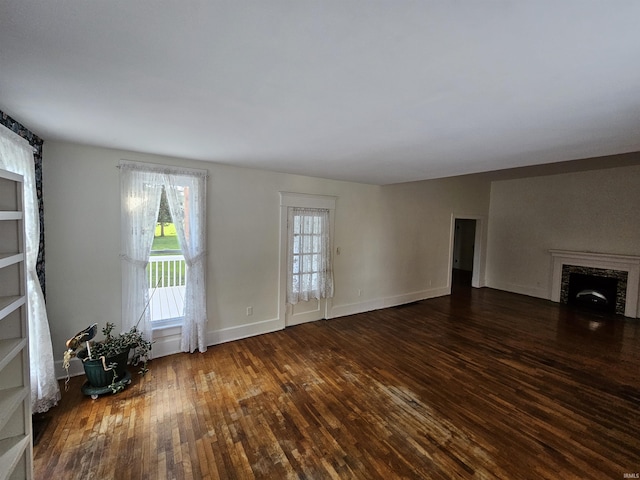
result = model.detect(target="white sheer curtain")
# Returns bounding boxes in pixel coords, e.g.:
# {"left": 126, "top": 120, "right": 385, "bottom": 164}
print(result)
{"left": 120, "top": 161, "right": 208, "bottom": 353}
{"left": 0, "top": 126, "right": 60, "bottom": 413}
{"left": 119, "top": 164, "right": 164, "bottom": 341}
{"left": 164, "top": 171, "right": 207, "bottom": 353}
{"left": 287, "top": 207, "right": 333, "bottom": 304}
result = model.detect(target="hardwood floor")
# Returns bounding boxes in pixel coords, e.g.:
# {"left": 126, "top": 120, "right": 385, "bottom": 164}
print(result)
{"left": 35, "top": 287, "right": 640, "bottom": 479}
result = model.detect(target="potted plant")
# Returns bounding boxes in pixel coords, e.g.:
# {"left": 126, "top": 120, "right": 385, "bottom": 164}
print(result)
{"left": 63, "top": 322, "right": 152, "bottom": 396}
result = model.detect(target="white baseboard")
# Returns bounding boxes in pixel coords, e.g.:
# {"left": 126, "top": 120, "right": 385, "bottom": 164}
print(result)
{"left": 329, "top": 298, "right": 385, "bottom": 318}
{"left": 151, "top": 325, "right": 182, "bottom": 358}
{"left": 329, "top": 286, "right": 450, "bottom": 319}
{"left": 206, "top": 317, "right": 284, "bottom": 345}
{"left": 487, "top": 280, "right": 549, "bottom": 300}
{"left": 142, "top": 317, "right": 285, "bottom": 360}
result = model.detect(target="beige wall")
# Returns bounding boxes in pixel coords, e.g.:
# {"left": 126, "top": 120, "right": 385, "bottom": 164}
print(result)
{"left": 44, "top": 141, "right": 491, "bottom": 376}
{"left": 486, "top": 163, "right": 640, "bottom": 307}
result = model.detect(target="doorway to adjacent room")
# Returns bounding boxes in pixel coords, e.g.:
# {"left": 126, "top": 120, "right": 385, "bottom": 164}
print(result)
{"left": 449, "top": 214, "right": 485, "bottom": 292}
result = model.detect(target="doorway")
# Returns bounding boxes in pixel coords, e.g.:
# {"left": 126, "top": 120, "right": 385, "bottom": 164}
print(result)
{"left": 452, "top": 219, "right": 476, "bottom": 288}
{"left": 286, "top": 208, "right": 332, "bottom": 326}
{"left": 279, "top": 192, "right": 337, "bottom": 327}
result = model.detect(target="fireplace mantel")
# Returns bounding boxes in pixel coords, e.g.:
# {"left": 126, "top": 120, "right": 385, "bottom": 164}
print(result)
{"left": 550, "top": 249, "right": 640, "bottom": 318}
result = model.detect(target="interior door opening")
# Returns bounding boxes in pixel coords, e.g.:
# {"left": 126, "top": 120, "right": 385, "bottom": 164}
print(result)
{"left": 452, "top": 218, "right": 477, "bottom": 290}
{"left": 279, "top": 192, "right": 336, "bottom": 328}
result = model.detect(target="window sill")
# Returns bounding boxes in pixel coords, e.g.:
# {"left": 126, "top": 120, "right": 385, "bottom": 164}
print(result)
{"left": 152, "top": 317, "right": 183, "bottom": 334}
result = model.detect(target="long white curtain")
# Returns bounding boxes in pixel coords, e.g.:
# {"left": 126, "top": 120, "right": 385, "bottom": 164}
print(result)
{"left": 0, "top": 126, "right": 60, "bottom": 413}
{"left": 164, "top": 171, "right": 207, "bottom": 353}
{"left": 120, "top": 161, "right": 207, "bottom": 353}
{"left": 287, "top": 207, "right": 333, "bottom": 304}
{"left": 120, "top": 164, "right": 164, "bottom": 341}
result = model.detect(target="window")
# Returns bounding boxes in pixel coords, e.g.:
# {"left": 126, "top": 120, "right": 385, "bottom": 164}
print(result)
{"left": 120, "top": 161, "right": 208, "bottom": 353}
{"left": 287, "top": 207, "right": 333, "bottom": 304}
{"left": 147, "top": 186, "right": 187, "bottom": 327}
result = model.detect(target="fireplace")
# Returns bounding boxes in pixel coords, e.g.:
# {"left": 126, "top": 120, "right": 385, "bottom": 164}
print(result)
{"left": 550, "top": 250, "right": 640, "bottom": 318}
{"left": 565, "top": 269, "right": 621, "bottom": 314}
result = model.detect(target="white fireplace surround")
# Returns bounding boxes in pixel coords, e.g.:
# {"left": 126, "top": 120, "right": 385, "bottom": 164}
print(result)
{"left": 550, "top": 250, "right": 640, "bottom": 318}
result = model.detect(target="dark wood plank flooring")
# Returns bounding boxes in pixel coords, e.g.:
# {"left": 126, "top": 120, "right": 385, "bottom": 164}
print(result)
{"left": 34, "top": 286, "right": 640, "bottom": 479}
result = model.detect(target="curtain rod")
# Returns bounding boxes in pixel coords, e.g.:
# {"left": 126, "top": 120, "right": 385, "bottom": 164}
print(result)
{"left": 117, "top": 159, "right": 209, "bottom": 177}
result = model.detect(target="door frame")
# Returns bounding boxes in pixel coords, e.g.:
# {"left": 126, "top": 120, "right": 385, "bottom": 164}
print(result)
{"left": 448, "top": 214, "right": 487, "bottom": 290}
{"left": 279, "top": 192, "right": 337, "bottom": 327}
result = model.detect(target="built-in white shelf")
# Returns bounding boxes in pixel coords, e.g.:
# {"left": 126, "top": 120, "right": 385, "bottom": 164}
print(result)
{"left": 0, "top": 387, "right": 28, "bottom": 432}
{"left": 0, "top": 167, "right": 31, "bottom": 479}
{"left": 0, "top": 253, "right": 24, "bottom": 270}
{"left": 0, "top": 339, "right": 27, "bottom": 373}
{"left": 0, "top": 296, "right": 25, "bottom": 321}
{"left": 0, "top": 436, "right": 30, "bottom": 480}
{"left": 0, "top": 212, "right": 22, "bottom": 221}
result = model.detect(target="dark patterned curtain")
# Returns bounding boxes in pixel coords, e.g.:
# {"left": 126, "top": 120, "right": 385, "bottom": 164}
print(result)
{"left": 0, "top": 110, "right": 46, "bottom": 297}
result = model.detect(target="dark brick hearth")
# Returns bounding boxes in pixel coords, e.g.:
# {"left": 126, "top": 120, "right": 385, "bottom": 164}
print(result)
{"left": 560, "top": 265, "right": 628, "bottom": 315}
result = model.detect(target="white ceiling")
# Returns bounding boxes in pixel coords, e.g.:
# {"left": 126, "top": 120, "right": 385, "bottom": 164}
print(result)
{"left": 1, "top": 1, "right": 640, "bottom": 185}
